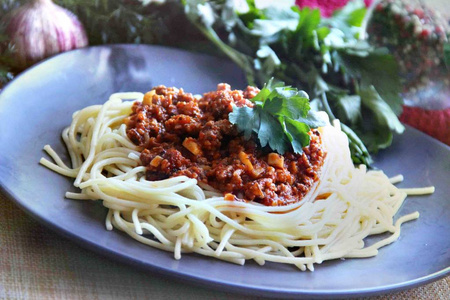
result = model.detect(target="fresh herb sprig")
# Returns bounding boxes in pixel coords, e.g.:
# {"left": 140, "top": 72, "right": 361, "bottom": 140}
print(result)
{"left": 1, "top": 0, "right": 405, "bottom": 165}
{"left": 184, "top": 0, "right": 405, "bottom": 165}
{"left": 229, "top": 79, "right": 327, "bottom": 154}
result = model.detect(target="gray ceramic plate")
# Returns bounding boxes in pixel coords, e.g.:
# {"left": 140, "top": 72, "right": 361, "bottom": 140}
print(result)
{"left": 0, "top": 45, "right": 448, "bottom": 299}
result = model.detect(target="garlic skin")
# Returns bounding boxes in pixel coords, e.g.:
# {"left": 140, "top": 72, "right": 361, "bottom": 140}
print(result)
{"left": 5, "top": 0, "right": 88, "bottom": 69}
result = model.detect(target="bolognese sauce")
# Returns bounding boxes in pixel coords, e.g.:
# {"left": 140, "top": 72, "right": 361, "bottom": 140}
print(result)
{"left": 125, "top": 84, "right": 326, "bottom": 206}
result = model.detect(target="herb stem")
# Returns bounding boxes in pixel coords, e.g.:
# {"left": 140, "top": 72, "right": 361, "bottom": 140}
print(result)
{"left": 320, "top": 92, "right": 336, "bottom": 120}
{"left": 359, "top": 0, "right": 381, "bottom": 40}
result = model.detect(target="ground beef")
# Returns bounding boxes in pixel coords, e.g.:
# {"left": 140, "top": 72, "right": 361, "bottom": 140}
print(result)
{"left": 125, "top": 84, "right": 326, "bottom": 206}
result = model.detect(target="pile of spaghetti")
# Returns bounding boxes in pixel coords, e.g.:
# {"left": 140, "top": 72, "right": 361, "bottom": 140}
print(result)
{"left": 40, "top": 86, "right": 433, "bottom": 271}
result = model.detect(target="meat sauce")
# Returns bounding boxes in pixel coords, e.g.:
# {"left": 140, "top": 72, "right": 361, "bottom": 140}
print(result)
{"left": 125, "top": 84, "right": 326, "bottom": 206}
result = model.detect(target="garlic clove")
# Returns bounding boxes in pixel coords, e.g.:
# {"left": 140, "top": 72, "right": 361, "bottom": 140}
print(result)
{"left": 4, "top": 0, "right": 88, "bottom": 70}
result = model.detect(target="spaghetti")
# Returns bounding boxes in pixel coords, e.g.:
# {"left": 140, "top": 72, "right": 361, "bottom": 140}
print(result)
{"left": 40, "top": 90, "right": 434, "bottom": 271}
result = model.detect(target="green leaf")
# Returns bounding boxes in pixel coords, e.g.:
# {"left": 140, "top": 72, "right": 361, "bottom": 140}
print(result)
{"left": 297, "top": 110, "right": 328, "bottom": 128}
{"left": 228, "top": 105, "right": 260, "bottom": 139}
{"left": 291, "top": 64, "right": 329, "bottom": 99}
{"left": 335, "top": 46, "right": 403, "bottom": 115}
{"left": 359, "top": 86, "right": 404, "bottom": 151}
{"left": 258, "top": 111, "right": 289, "bottom": 154}
{"left": 360, "top": 86, "right": 404, "bottom": 133}
{"left": 290, "top": 7, "right": 322, "bottom": 53}
{"left": 252, "top": 8, "right": 298, "bottom": 36}
{"left": 283, "top": 117, "right": 311, "bottom": 154}
{"left": 256, "top": 45, "right": 282, "bottom": 76}
{"left": 335, "top": 95, "right": 361, "bottom": 124}
{"left": 183, "top": 0, "right": 403, "bottom": 164}
{"left": 228, "top": 80, "right": 325, "bottom": 154}
{"left": 321, "top": 0, "right": 366, "bottom": 39}
{"left": 238, "top": 0, "right": 265, "bottom": 29}
{"left": 264, "top": 93, "right": 310, "bottom": 119}
{"left": 249, "top": 78, "right": 278, "bottom": 103}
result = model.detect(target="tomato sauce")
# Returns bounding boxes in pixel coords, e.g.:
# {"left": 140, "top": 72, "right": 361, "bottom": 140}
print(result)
{"left": 125, "top": 84, "right": 325, "bottom": 206}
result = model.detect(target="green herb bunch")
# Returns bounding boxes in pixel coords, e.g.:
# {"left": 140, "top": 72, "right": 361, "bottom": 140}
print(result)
{"left": 184, "top": 0, "right": 405, "bottom": 165}
{"left": 0, "top": 0, "right": 406, "bottom": 166}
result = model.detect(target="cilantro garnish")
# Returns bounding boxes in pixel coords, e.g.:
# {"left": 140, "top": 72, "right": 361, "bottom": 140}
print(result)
{"left": 229, "top": 79, "right": 327, "bottom": 154}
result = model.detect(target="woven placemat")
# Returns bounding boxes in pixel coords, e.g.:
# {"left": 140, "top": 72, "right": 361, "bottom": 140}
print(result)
{"left": 0, "top": 192, "right": 448, "bottom": 300}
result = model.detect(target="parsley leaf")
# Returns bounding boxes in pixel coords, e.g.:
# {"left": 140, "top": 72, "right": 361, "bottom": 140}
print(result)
{"left": 359, "top": 85, "right": 404, "bottom": 151}
{"left": 283, "top": 117, "right": 311, "bottom": 153}
{"left": 258, "top": 110, "right": 290, "bottom": 154}
{"left": 228, "top": 105, "right": 260, "bottom": 139}
{"left": 334, "top": 94, "right": 362, "bottom": 124}
{"left": 229, "top": 79, "right": 327, "bottom": 154}
{"left": 334, "top": 46, "right": 402, "bottom": 115}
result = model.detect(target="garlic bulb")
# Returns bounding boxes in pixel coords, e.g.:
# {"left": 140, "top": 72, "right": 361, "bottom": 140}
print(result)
{"left": 5, "top": 0, "right": 88, "bottom": 69}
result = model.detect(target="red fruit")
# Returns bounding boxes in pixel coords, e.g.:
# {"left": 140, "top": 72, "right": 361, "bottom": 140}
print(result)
{"left": 420, "top": 29, "right": 430, "bottom": 38}
{"left": 400, "top": 106, "right": 450, "bottom": 145}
